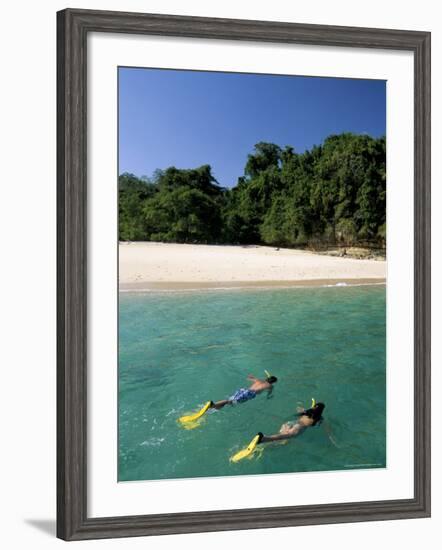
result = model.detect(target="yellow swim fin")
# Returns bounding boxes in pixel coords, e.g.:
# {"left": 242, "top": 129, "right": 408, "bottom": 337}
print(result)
{"left": 230, "top": 433, "right": 262, "bottom": 463}
{"left": 179, "top": 401, "right": 212, "bottom": 424}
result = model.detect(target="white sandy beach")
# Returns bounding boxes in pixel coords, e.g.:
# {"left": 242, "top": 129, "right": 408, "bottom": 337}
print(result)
{"left": 119, "top": 242, "right": 386, "bottom": 290}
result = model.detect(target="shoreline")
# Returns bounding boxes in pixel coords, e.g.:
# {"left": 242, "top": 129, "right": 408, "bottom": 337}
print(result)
{"left": 119, "top": 242, "right": 386, "bottom": 290}
{"left": 120, "top": 278, "right": 386, "bottom": 292}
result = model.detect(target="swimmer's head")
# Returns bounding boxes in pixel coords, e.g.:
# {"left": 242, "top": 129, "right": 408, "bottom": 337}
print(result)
{"left": 305, "top": 402, "right": 325, "bottom": 425}
{"left": 267, "top": 376, "right": 278, "bottom": 384}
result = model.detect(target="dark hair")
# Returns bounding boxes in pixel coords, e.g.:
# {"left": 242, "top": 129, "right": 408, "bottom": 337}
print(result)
{"left": 303, "top": 402, "right": 325, "bottom": 426}
{"left": 267, "top": 376, "right": 278, "bottom": 384}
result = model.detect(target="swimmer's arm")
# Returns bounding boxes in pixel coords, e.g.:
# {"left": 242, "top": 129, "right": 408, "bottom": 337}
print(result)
{"left": 322, "top": 419, "right": 340, "bottom": 448}
{"left": 247, "top": 374, "right": 265, "bottom": 383}
{"left": 266, "top": 386, "right": 274, "bottom": 399}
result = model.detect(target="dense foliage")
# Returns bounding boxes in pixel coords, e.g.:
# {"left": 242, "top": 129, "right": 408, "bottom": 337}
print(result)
{"left": 119, "top": 133, "right": 386, "bottom": 248}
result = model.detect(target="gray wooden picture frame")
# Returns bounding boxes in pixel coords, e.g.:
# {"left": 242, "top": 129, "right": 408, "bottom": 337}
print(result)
{"left": 57, "top": 8, "right": 431, "bottom": 541}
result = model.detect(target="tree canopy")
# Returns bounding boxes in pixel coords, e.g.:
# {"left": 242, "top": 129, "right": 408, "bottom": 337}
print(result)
{"left": 119, "top": 133, "right": 386, "bottom": 248}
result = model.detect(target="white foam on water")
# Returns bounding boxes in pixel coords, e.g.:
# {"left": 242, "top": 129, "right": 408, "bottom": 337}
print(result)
{"left": 140, "top": 437, "right": 165, "bottom": 447}
{"left": 119, "top": 281, "right": 386, "bottom": 295}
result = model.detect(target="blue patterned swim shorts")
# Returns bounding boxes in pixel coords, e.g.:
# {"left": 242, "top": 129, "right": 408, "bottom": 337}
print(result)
{"left": 229, "top": 388, "right": 257, "bottom": 404}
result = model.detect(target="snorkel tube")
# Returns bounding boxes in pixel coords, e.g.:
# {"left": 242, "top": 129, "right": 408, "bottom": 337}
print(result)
{"left": 295, "top": 398, "right": 317, "bottom": 417}
{"left": 264, "top": 370, "right": 278, "bottom": 384}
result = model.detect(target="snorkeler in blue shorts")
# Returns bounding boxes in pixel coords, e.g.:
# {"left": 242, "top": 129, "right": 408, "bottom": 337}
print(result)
{"left": 210, "top": 374, "right": 278, "bottom": 410}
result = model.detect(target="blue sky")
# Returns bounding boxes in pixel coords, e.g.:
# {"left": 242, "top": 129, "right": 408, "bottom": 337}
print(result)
{"left": 119, "top": 67, "right": 386, "bottom": 188}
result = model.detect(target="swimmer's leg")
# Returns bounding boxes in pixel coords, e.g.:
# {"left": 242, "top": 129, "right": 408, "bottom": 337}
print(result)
{"left": 211, "top": 399, "right": 233, "bottom": 410}
{"left": 260, "top": 433, "right": 293, "bottom": 443}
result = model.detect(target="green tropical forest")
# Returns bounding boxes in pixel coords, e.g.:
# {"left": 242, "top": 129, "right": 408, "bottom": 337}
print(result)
{"left": 119, "top": 132, "right": 386, "bottom": 250}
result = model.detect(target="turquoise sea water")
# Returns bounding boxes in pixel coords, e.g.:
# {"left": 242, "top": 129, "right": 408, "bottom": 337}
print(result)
{"left": 118, "top": 285, "right": 386, "bottom": 482}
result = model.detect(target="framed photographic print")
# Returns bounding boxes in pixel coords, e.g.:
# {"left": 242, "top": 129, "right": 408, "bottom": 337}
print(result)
{"left": 57, "top": 8, "right": 431, "bottom": 541}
